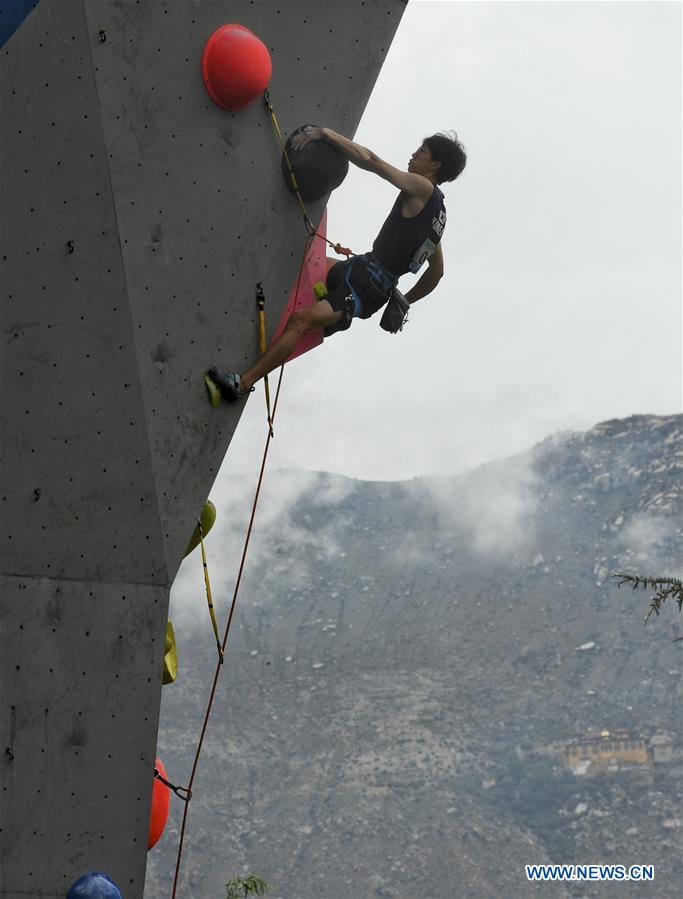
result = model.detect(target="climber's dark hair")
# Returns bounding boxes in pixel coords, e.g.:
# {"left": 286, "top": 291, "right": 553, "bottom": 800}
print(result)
{"left": 423, "top": 132, "right": 467, "bottom": 184}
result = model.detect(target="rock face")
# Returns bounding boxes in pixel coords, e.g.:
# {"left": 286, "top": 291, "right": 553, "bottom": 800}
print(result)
{"left": 146, "top": 414, "right": 683, "bottom": 899}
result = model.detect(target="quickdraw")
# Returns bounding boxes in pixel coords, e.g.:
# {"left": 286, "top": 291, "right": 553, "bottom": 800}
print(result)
{"left": 198, "top": 521, "right": 223, "bottom": 664}
{"left": 154, "top": 768, "right": 192, "bottom": 803}
{"left": 256, "top": 283, "right": 274, "bottom": 437}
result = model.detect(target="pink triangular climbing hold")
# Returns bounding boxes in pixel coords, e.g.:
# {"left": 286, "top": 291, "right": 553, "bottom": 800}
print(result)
{"left": 272, "top": 211, "right": 331, "bottom": 364}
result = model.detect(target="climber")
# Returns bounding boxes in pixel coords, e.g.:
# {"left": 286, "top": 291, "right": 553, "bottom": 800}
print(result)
{"left": 209, "top": 128, "right": 467, "bottom": 400}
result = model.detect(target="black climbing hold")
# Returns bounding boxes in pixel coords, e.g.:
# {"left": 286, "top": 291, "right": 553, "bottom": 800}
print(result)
{"left": 281, "top": 124, "right": 349, "bottom": 203}
{"left": 99, "top": 28, "right": 106, "bottom": 42}
{"left": 66, "top": 240, "right": 74, "bottom": 254}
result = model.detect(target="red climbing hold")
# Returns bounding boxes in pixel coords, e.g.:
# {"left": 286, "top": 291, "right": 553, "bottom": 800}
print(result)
{"left": 202, "top": 24, "right": 272, "bottom": 110}
{"left": 148, "top": 756, "right": 171, "bottom": 850}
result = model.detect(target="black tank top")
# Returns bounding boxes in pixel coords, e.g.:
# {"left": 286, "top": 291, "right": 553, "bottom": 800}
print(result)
{"left": 372, "top": 186, "right": 446, "bottom": 277}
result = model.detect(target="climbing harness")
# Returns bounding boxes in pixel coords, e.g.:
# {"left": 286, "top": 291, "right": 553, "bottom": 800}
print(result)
{"left": 263, "top": 90, "right": 354, "bottom": 258}
{"left": 256, "top": 282, "right": 274, "bottom": 437}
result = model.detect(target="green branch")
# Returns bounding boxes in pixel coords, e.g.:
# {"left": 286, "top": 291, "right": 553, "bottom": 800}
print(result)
{"left": 615, "top": 574, "right": 683, "bottom": 635}
{"left": 225, "top": 874, "right": 272, "bottom": 899}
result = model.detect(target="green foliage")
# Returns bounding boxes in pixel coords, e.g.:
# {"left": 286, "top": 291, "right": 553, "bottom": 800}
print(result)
{"left": 225, "top": 874, "right": 272, "bottom": 899}
{"left": 615, "top": 574, "right": 683, "bottom": 635}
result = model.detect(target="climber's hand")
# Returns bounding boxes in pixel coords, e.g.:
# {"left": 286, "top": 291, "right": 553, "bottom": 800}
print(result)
{"left": 290, "top": 125, "right": 325, "bottom": 151}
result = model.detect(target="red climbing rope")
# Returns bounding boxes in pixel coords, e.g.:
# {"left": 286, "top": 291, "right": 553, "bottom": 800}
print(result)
{"left": 172, "top": 94, "right": 333, "bottom": 887}
{"left": 171, "top": 233, "right": 314, "bottom": 897}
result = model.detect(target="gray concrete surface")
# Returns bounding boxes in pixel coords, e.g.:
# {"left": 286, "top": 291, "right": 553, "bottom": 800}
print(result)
{"left": 0, "top": 1, "right": 405, "bottom": 895}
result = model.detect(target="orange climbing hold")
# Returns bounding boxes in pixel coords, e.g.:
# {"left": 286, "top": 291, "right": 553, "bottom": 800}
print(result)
{"left": 148, "top": 757, "right": 171, "bottom": 850}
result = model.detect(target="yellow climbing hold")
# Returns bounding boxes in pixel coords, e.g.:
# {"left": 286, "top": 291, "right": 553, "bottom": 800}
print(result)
{"left": 162, "top": 620, "right": 178, "bottom": 685}
{"left": 204, "top": 372, "right": 221, "bottom": 407}
{"left": 313, "top": 280, "right": 328, "bottom": 301}
{"left": 184, "top": 499, "right": 217, "bottom": 558}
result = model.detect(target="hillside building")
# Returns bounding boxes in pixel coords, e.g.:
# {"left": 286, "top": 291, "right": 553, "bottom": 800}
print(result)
{"left": 565, "top": 730, "right": 650, "bottom": 776}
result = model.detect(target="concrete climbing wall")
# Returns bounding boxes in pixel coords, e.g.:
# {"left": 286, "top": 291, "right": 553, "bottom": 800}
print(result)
{"left": 0, "top": 1, "right": 406, "bottom": 896}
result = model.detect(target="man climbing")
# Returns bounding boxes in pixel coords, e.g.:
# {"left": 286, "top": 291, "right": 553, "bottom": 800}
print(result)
{"left": 209, "top": 128, "right": 466, "bottom": 399}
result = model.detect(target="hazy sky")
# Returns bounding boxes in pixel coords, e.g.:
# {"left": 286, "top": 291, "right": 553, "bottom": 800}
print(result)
{"left": 224, "top": 0, "right": 681, "bottom": 483}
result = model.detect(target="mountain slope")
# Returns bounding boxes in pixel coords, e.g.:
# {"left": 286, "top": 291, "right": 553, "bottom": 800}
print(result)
{"left": 145, "top": 414, "right": 682, "bottom": 899}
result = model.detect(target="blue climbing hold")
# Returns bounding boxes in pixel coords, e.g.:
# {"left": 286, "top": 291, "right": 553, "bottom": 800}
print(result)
{"left": 0, "top": 0, "right": 41, "bottom": 50}
{"left": 66, "top": 872, "right": 122, "bottom": 899}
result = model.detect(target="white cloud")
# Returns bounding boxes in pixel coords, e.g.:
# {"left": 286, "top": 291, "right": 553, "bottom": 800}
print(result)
{"left": 415, "top": 453, "right": 540, "bottom": 557}
{"left": 621, "top": 514, "right": 676, "bottom": 567}
{"left": 168, "top": 470, "right": 355, "bottom": 633}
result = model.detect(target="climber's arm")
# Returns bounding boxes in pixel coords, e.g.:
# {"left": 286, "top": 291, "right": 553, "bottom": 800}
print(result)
{"left": 405, "top": 243, "right": 444, "bottom": 305}
{"left": 291, "top": 127, "right": 432, "bottom": 201}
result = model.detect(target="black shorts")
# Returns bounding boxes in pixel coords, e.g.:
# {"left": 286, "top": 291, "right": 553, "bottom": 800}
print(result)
{"left": 323, "top": 255, "right": 397, "bottom": 337}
